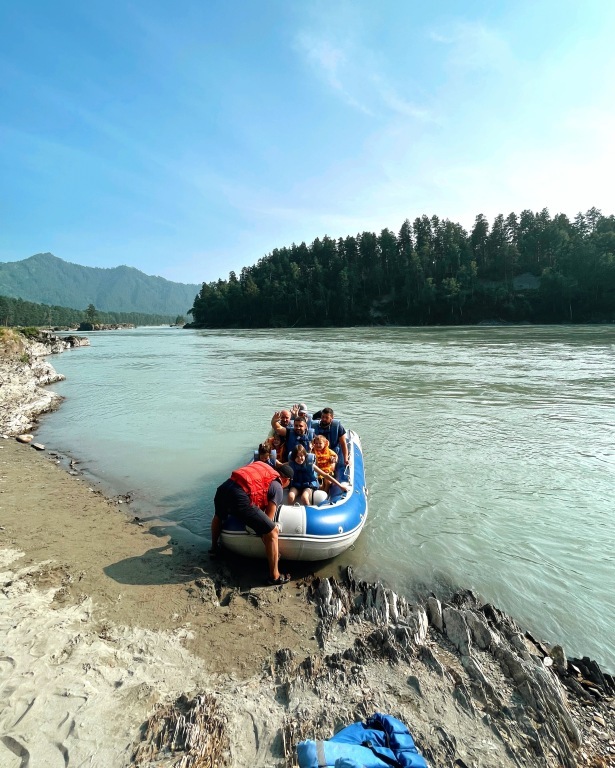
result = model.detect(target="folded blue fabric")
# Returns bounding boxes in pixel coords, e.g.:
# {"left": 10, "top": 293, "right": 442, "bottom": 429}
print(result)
{"left": 296, "top": 713, "right": 428, "bottom": 768}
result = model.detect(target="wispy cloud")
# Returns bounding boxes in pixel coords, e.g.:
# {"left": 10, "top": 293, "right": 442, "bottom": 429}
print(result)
{"left": 429, "top": 20, "right": 514, "bottom": 75}
{"left": 294, "top": 26, "right": 432, "bottom": 121}
{"left": 369, "top": 73, "right": 434, "bottom": 121}
{"left": 295, "top": 32, "right": 374, "bottom": 115}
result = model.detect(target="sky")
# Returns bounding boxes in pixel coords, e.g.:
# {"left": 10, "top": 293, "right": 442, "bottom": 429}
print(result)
{"left": 1, "top": 0, "right": 614, "bottom": 285}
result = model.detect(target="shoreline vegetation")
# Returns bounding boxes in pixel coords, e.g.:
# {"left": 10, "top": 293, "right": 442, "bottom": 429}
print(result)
{"left": 187, "top": 207, "right": 615, "bottom": 329}
{"left": 1, "top": 331, "right": 613, "bottom": 767}
{"left": 0, "top": 291, "right": 180, "bottom": 329}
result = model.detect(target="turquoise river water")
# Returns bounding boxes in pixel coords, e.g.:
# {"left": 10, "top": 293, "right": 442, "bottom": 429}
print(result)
{"left": 36, "top": 325, "right": 615, "bottom": 670}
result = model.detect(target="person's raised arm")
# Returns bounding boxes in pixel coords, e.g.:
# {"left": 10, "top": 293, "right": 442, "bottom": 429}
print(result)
{"left": 270, "top": 411, "right": 287, "bottom": 437}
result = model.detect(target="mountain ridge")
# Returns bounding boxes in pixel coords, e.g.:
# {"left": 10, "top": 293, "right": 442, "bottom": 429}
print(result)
{"left": 0, "top": 253, "right": 201, "bottom": 315}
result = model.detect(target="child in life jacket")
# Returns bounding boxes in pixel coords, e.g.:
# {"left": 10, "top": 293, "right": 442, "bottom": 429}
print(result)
{"left": 256, "top": 443, "right": 277, "bottom": 468}
{"left": 263, "top": 434, "right": 286, "bottom": 463}
{"left": 312, "top": 434, "right": 338, "bottom": 493}
{"left": 287, "top": 445, "right": 320, "bottom": 505}
{"left": 287, "top": 444, "right": 348, "bottom": 505}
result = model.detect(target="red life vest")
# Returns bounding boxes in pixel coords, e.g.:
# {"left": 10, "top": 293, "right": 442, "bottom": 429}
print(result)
{"left": 230, "top": 462, "right": 279, "bottom": 509}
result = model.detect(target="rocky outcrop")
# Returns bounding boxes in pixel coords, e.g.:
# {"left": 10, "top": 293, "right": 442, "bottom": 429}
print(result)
{"left": 134, "top": 566, "right": 614, "bottom": 767}
{"left": 272, "top": 570, "right": 613, "bottom": 768}
{"left": 0, "top": 330, "right": 88, "bottom": 436}
{"left": 28, "top": 331, "right": 90, "bottom": 355}
{"left": 78, "top": 322, "right": 134, "bottom": 331}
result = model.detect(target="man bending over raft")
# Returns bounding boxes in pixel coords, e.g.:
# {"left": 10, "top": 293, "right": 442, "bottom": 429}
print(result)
{"left": 211, "top": 462, "right": 294, "bottom": 585}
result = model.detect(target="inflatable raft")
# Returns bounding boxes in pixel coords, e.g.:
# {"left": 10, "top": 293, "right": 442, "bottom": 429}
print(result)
{"left": 220, "top": 430, "right": 368, "bottom": 561}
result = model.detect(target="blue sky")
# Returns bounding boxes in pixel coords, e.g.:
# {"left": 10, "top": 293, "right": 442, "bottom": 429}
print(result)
{"left": 1, "top": 0, "right": 614, "bottom": 285}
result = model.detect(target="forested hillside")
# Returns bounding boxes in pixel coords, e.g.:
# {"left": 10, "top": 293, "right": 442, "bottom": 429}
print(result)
{"left": 0, "top": 294, "right": 176, "bottom": 328}
{"left": 0, "top": 253, "right": 199, "bottom": 316}
{"left": 189, "top": 207, "right": 615, "bottom": 327}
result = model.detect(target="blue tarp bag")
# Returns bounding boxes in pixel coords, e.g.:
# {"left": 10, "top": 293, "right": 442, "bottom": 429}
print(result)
{"left": 296, "top": 740, "right": 393, "bottom": 767}
{"left": 297, "top": 712, "right": 428, "bottom": 768}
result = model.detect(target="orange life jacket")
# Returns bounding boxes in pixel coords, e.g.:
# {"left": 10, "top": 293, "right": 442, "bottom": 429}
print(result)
{"left": 231, "top": 462, "right": 279, "bottom": 509}
{"left": 314, "top": 446, "right": 337, "bottom": 477}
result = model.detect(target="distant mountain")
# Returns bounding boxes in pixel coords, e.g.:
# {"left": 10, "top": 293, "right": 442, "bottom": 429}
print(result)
{"left": 0, "top": 253, "right": 201, "bottom": 315}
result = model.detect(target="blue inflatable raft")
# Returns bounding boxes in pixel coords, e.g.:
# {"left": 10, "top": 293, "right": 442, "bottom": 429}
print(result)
{"left": 220, "top": 430, "right": 368, "bottom": 561}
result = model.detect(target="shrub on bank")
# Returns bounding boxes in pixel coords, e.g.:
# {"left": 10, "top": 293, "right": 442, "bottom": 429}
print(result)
{"left": 0, "top": 328, "right": 29, "bottom": 358}
{"left": 16, "top": 327, "right": 40, "bottom": 339}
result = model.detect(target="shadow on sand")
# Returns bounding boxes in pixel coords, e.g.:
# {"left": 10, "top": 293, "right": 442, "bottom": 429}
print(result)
{"left": 103, "top": 518, "right": 321, "bottom": 590}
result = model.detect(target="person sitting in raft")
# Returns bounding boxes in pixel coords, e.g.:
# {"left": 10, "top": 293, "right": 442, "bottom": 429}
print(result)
{"left": 272, "top": 412, "right": 313, "bottom": 455}
{"left": 286, "top": 444, "right": 348, "bottom": 505}
{"left": 211, "top": 462, "right": 294, "bottom": 585}
{"left": 290, "top": 402, "right": 312, "bottom": 428}
{"left": 263, "top": 433, "right": 286, "bottom": 464}
{"left": 313, "top": 407, "right": 349, "bottom": 466}
{"left": 286, "top": 445, "right": 320, "bottom": 506}
{"left": 256, "top": 443, "right": 277, "bottom": 468}
{"left": 259, "top": 435, "right": 286, "bottom": 467}
{"left": 269, "top": 408, "right": 292, "bottom": 437}
{"left": 312, "top": 434, "right": 339, "bottom": 493}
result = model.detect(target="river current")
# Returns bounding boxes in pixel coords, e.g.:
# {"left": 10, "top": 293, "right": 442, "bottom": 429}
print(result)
{"left": 37, "top": 325, "right": 615, "bottom": 670}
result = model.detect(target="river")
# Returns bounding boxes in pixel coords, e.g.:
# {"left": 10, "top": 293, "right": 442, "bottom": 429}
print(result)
{"left": 37, "top": 325, "right": 615, "bottom": 670}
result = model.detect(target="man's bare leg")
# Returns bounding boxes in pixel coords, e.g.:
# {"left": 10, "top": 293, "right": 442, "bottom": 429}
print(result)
{"left": 262, "top": 527, "right": 280, "bottom": 580}
{"left": 210, "top": 514, "right": 223, "bottom": 551}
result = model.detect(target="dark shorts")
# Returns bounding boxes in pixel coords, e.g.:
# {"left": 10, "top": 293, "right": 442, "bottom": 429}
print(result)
{"left": 214, "top": 479, "right": 276, "bottom": 537}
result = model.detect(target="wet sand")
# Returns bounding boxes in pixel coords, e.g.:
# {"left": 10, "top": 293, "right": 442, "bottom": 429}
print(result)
{"left": 0, "top": 438, "right": 318, "bottom": 766}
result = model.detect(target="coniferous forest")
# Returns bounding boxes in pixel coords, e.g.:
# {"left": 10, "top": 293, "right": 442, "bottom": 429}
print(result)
{"left": 188, "top": 208, "right": 615, "bottom": 327}
{"left": 0, "top": 294, "right": 175, "bottom": 328}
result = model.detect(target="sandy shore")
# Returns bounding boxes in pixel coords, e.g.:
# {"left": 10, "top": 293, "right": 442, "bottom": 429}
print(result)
{"left": 0, "top": 436, "right": 322, "bottom": 766}
{"left": 1, "top": 334, "right": 614, "bottom": 767}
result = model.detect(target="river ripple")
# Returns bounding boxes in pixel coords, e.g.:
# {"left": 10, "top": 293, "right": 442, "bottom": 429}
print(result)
{"left": 37, "top": 325, "right": 615, "bottom": 670}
